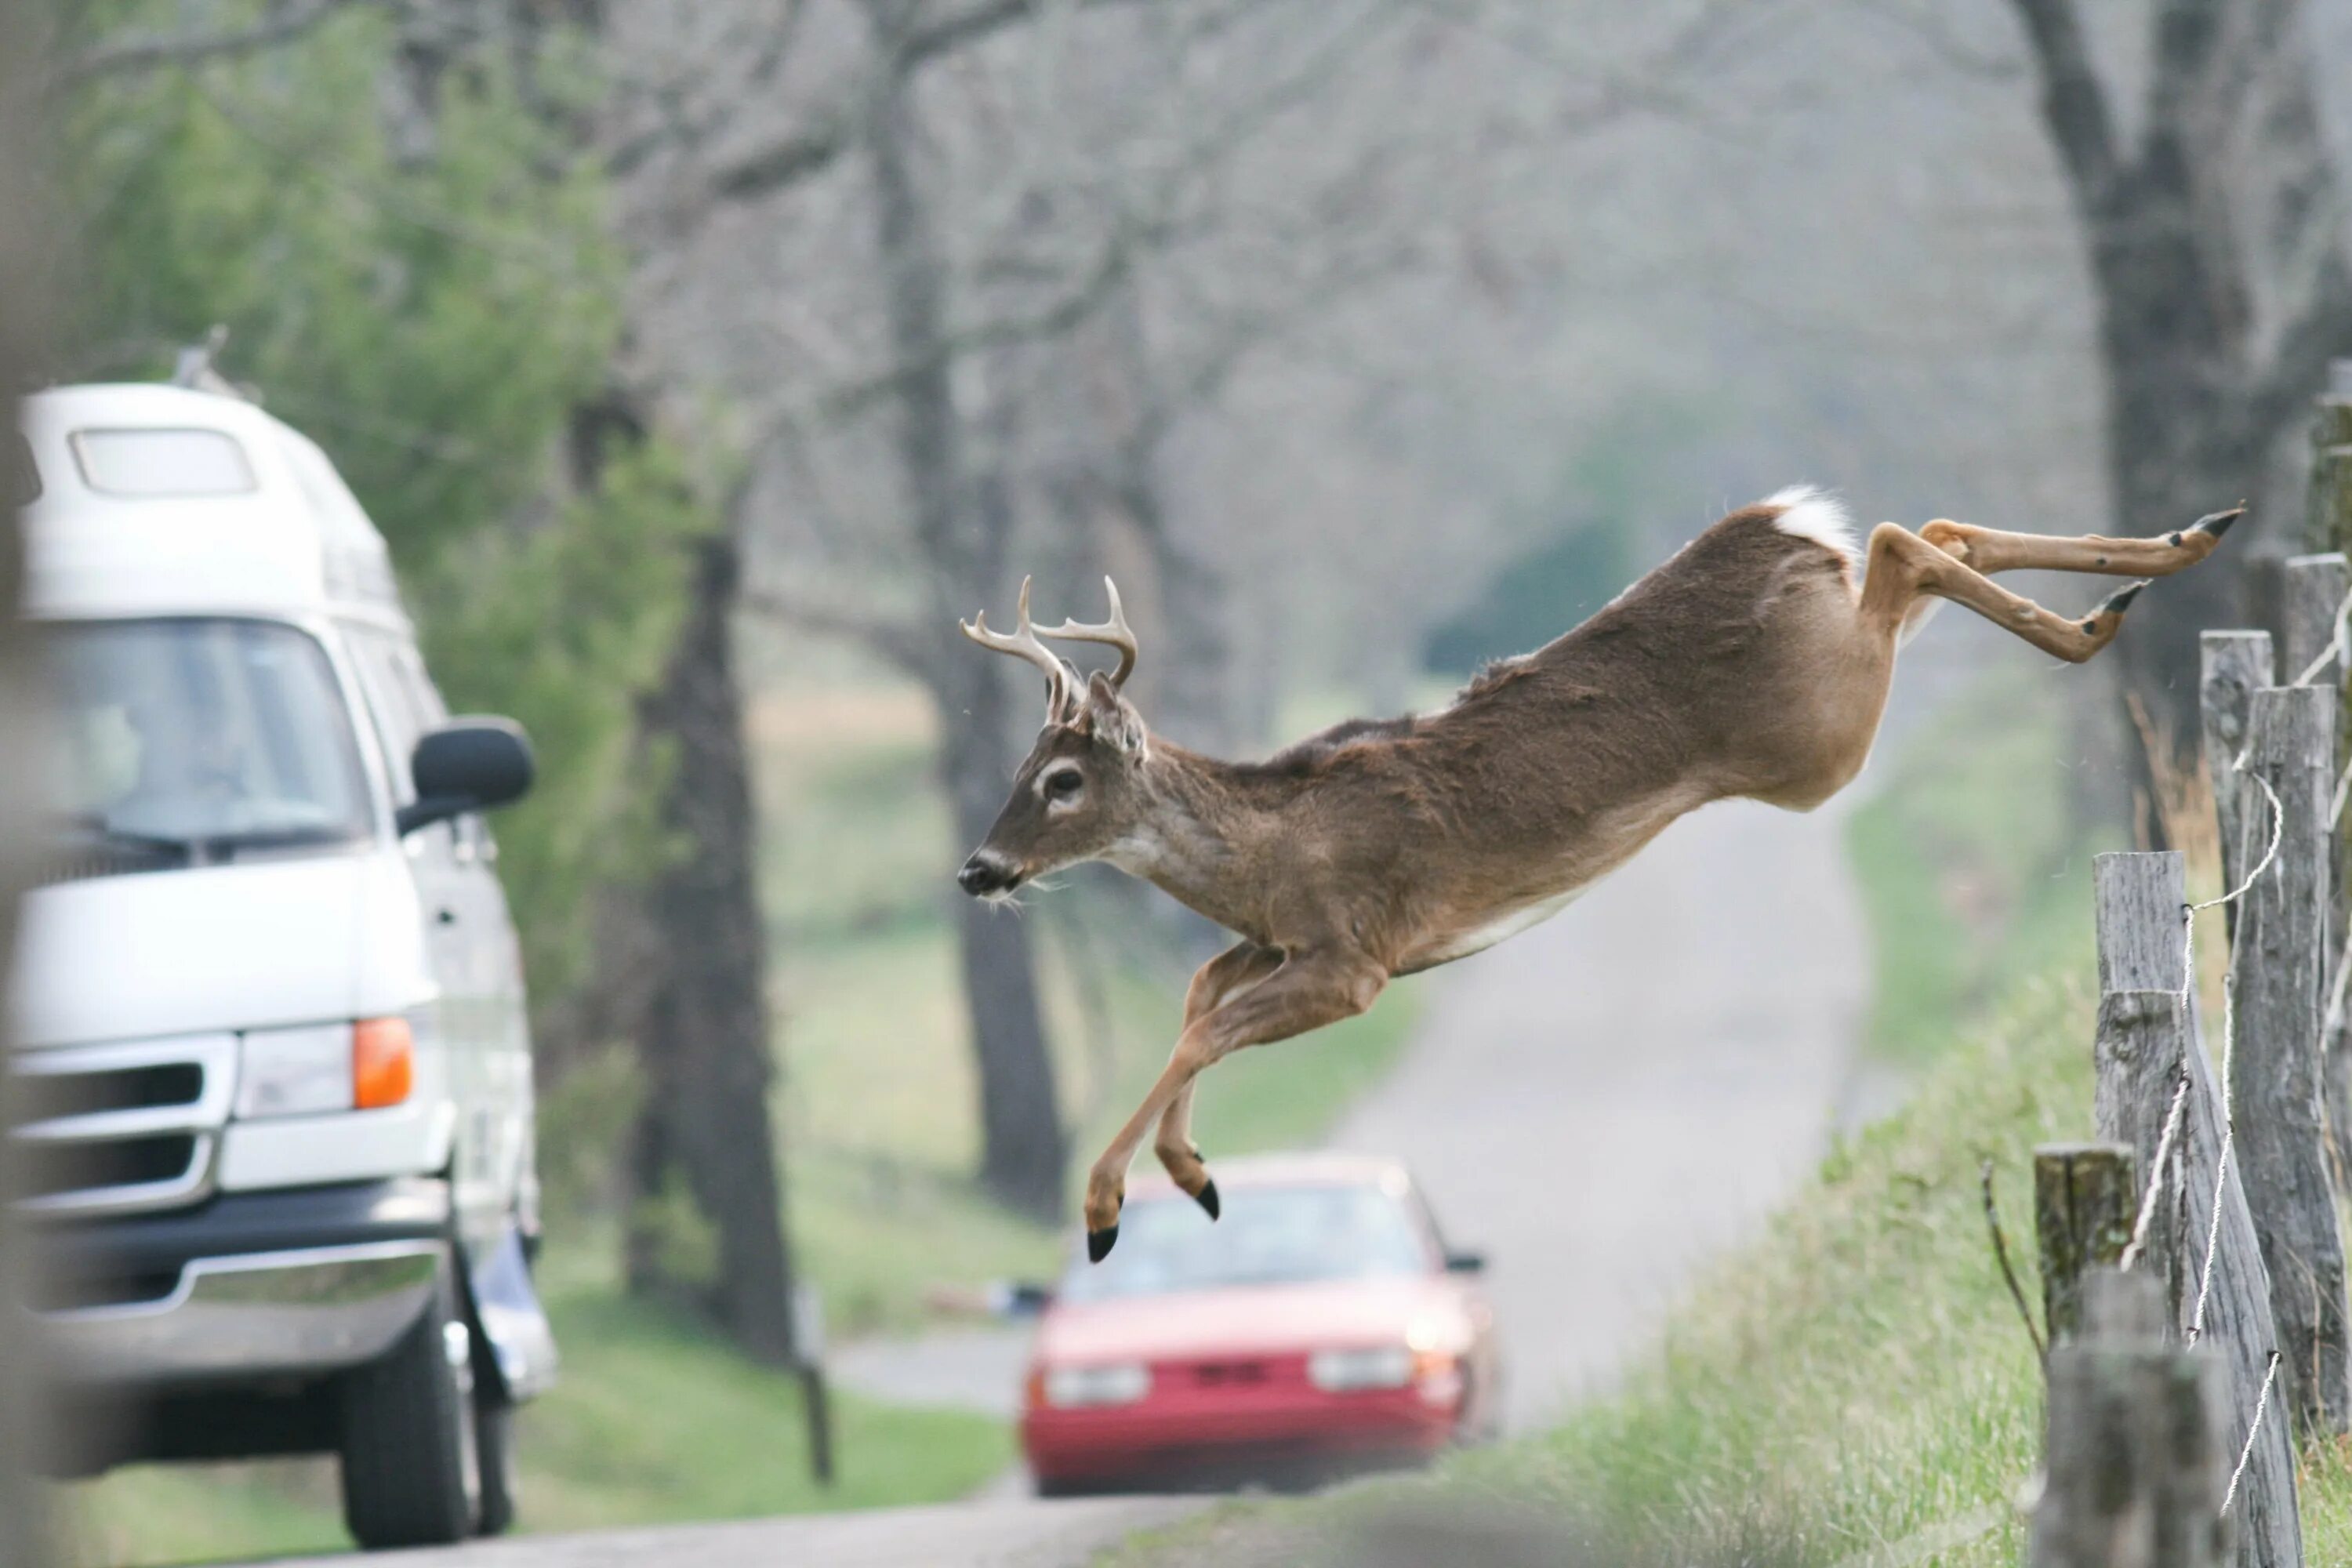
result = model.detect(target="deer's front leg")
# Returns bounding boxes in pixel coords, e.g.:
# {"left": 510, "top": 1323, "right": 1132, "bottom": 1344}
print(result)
{"left": 1152, "top": 942, "right": 1284, "bottom": 1219}
{"left": 1085, "top": 945, "right": 1388, "bottom": 1261}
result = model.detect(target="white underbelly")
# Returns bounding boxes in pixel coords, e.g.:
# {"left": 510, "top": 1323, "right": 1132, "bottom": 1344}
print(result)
{"left": 1423, "top": 884, "right": 1591, "bottom": 965}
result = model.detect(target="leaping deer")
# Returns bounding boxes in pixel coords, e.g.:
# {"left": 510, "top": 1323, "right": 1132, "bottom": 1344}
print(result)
{"left": 956, "top": 488, "right": 2241, "bottom": 1260}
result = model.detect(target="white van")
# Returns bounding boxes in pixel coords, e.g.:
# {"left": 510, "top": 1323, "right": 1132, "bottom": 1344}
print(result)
{"left": 7, "top": 383, "right": 556, "bottom": 1547}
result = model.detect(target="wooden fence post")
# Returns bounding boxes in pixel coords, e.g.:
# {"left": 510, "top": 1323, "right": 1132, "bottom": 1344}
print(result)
{"left": 2031, "top": 1269, "right": 2231, "bottom": 1568}
{"left": 2279, "top": 560, "right": 2352, "bottom": 1200}
{"left": 2204, "top": 633, "right": 2277, "bottom": 946}
{"left": 2277, "top": 556, "right": 2345, "bottom": 688}
{"left": 2309, "top": 362, "right": 2352, "bottom": 561}
{"left": 2038, "top": 1143, "right": 2138, "bottom": 1345}
{"left": 2092, "top": 852, "right": 2301, "bottom": 1568}
{"left": 2232, "top": 686, "right": 2351, "bottom": 1439}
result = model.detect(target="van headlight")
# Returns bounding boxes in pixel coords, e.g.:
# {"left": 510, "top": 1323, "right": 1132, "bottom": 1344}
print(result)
{"left": 236, "top": 1018, "right": 415, "bottom": 1118}
{"left": 1308, "top": 1345, "right": 1417, "bottom": 1392}
{"left": 1041, "top": 1362, "right": 1150, "bottom": 1408}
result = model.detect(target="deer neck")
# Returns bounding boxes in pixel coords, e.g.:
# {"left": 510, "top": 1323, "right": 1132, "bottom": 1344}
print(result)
{"left": 1101, "top": 741, "right": 1265, "bottom": 933}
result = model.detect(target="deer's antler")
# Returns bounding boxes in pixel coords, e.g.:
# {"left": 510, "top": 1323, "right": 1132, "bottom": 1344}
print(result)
{"left": 1034, "top": 577, "right": 1138, "bottom": 691}
{"left": 962, "top": 576, "right": 1079, "bottom": 720}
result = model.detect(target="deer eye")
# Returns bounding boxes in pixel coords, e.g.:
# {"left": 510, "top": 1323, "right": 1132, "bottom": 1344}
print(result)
{"left": 1044, "top": 768, "right": 1084, "bottom": 800}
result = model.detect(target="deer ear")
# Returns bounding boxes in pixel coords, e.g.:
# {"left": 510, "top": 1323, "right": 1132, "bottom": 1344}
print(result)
{"left": 1083, "top": 670, "right": 1146, "bottom": 755}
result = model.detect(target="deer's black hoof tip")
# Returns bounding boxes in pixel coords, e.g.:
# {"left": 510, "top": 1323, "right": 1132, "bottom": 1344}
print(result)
{"left": 1194, "top": 1178, "right": 1221, "bottom": 1221}
{"left": 1087, "top": 1225, "right": 1120, "bottom": 1263}
{"left": 2192, "top": 504, "right": 2247, "bottom": 539}
{"left": 2100, "top": 579, "right": 2151, "bottom": 616}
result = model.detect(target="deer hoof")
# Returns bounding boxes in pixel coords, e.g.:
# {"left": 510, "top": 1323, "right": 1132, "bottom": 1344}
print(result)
{"left": 2096, "top": 580, "right": 2151, "bottom": 619}
{"left": 1087, "top": 1224, "right": 1120, "bottom": 1263}
{"left": 1194, "top": 1178, "right": 1221, "bottom": 1221}
{"left": 2190, "top": 504, "right": 2247, "bottom": 539}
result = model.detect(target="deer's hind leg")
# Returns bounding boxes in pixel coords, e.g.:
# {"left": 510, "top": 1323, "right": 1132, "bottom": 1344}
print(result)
{"left": 1918, "top": 505, "right": 2243, "bottom": 578}
{"left": 1859, "top": 521, "right": 2154, "bottom": 664}
{"left": 1152, "top": 942, "right": 1283, "bottom": 1220}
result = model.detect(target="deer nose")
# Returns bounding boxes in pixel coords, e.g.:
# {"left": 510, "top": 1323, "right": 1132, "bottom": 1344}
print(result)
{"left": 959, "top": 853, "right": 1017, "bottom": 896}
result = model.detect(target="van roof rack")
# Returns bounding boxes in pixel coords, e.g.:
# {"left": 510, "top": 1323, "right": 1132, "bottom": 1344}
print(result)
{"left": 170, "top": 325, "right": 260, "bottom": 404}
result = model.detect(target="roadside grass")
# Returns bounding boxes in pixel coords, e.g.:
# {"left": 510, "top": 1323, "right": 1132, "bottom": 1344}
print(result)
{"left": 1105, "top": 968, "right": 2098, "bottom": 1567}
{"left": 56, "top": 1238, "right": 1012, "bottom": 1566}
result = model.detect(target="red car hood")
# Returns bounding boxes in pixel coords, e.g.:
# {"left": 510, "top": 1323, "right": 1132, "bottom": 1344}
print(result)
{"left": 1036, "top": 1276, "right": 1465, "bottom": 1364}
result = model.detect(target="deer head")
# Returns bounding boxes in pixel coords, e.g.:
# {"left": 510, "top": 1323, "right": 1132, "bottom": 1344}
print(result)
{"left": 956, "top": 576, "right": 1150, "bottom": 900}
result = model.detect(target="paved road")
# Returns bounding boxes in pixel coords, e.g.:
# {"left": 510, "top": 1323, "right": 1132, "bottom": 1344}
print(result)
{"left": 1327, "top": 794, "right": 1866, "bottom": 1431}
{"left": 261, "top": 1498, "right": 1204, "bottom": 1568}
{"left": 280, "top": 795, "right": 1864, "bottom": 1566}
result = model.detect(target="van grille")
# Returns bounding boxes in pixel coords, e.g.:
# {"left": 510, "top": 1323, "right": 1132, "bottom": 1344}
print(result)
{"left": 16, "top": 1062, "right": 204, "bottom": 1123}
{"left": 31, "top": 842, "right": 191, "bottom": 888}
{"left": 21, "top": 1134, "right": 201, "bottom": 1202}
{"left": 8, "top": 1035, "right": 234, "bottom": 1216}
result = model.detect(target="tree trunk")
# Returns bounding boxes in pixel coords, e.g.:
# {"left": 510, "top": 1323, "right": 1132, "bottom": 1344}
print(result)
{"left": 2096, "top": 232, "right": 2262, "bottom": 768}
{"left": 624, "top": 529, "right": 799, "bottom": 1363}
{"left": 869, "top": 38, "right": 1067, "bottom": 1218}
{"left": 2012, "top": 0, "right": 2352, "bottom": 815}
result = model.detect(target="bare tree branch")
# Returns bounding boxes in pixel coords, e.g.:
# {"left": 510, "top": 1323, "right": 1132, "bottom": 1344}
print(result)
{"left": 698, "top": 0, "right": 1157, "bottom": 206}
{"left": 903, "top": 0, "right": 1150, "bottom": 67}
{"left": 56, "top": 0, "right": 384, "bottom": 87}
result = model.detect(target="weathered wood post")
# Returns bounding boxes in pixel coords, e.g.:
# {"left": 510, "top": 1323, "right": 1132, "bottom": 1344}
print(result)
{"left": 2203, "top": 633, "right": 2276, "bottom": 946}
{"left": 2093, "top": 852, "right": 2300, "bottom": 1568}
{"left": 2232, "top": 686, "right": 2352, "bottom": 1438}
{"left": 2279, "top": 560, "right": 2351, "bottom": 1192}
{"left": 2031, "top": 1269, "right": 2231, "bottom": 1568}
{"left": 2310, "top": 362, "right": 2352, "bottom": 561}
{"left": 2038, "top": 1143, "right": 2138, "bottom": 1344}
{"left": 2277, "top": 556, "right": 2346, "bottom": 687}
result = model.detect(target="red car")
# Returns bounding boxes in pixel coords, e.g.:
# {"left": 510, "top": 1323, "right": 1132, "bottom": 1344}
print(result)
{"left": 1018, "top": 1152, "right": 1501, "bottom": 1495}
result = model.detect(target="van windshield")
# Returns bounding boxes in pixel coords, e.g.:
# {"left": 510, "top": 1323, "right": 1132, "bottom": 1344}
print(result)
{"left": 45, "top": 618, "right": 372, "bottom": 862}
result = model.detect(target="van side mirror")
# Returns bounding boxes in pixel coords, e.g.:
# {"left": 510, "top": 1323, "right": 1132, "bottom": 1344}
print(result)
{"left": 397, "top": 718, "right": 534, "bottom": 837}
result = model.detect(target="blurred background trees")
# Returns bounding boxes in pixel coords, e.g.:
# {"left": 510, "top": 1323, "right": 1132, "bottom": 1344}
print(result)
{"left": 16, "top": 1, "right": 2352, "bottom": 1530}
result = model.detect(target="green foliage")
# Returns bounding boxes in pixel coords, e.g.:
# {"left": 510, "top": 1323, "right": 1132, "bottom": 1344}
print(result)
{"left": 422, "top": 442, "right": 703, "bottom": 1006}
{"left": 54, "top": 3, "right": 703, "bottom": 1025}
{"left": 60, "top": 3, "right": 619, "bottom": 557}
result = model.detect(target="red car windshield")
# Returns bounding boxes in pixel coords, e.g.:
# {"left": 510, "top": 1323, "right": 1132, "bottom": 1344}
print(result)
{"left": 1058, "top": 1182, "right": 1432, "bottom": 1303}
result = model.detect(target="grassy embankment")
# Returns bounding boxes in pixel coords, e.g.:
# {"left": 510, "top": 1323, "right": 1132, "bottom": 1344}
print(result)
{"left": 59, "top": 668, "right": 1420, "bottom": 1563}
{"left": 1108, "top": 669, "right": 2352, "bottom": 1566}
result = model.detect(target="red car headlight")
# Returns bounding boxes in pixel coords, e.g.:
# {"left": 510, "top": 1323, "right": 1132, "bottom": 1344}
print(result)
{"left": 1040, "top": 1362, "right": 1151, "bottom": 1408}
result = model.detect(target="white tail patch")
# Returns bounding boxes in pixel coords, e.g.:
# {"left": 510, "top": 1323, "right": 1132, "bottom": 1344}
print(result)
{"left": 1762, "top": 485, "right": 1859, "bottom": 563}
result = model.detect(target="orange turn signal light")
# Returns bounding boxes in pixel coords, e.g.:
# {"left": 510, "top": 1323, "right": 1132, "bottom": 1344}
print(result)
{"left": 352, "top": 1017, "right": 415, "bottom": 1110}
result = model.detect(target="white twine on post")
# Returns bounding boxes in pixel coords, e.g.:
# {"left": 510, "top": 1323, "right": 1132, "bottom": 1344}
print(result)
{"left": 2185, "top": 765, "right": 2281, "bottom": 1345}
{"left": 2120, "top": 760, "right": 2284, "bottom": 1277}
{"left": 2223, "top": 1352, "right": 2283, "bottom": 1517}
{"left": 2288, "top": 581, "right": 2352, "bottom": 690}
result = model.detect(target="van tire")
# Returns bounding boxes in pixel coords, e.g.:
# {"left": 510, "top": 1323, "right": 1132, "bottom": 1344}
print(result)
{"left": 338, "top": 1265, "right": 481, "bottom": 1548}
{"left": 474, "top": 1396, "right": 517, "bottom": 1537}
